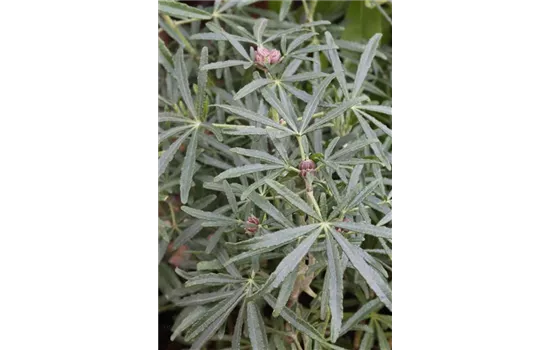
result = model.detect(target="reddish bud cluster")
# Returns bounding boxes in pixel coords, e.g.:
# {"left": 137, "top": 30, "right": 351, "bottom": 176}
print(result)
{"left": 299, "top": 159, "right": 316, "bottom": 177}
{"left": 254, "top": 47, "right": 281, "bottom": 66}
{"left": 245, "top": 215, "right": 260, "bottom": 234}
{"left": 167, "top": 243, "right": 189, "bottom": 267}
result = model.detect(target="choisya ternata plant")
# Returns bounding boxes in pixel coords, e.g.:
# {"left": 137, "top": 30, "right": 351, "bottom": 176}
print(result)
{"left": 158, "top": 1, "right": 392, "bottom": 349}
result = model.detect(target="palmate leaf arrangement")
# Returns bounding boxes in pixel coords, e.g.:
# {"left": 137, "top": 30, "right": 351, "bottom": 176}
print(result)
{"left": 158, "top": 1, "right": 392, "bottom": 349}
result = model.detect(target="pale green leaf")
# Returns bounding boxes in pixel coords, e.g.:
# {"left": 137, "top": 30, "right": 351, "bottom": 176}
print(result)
{"left": 232, "top": 301, "right": 247, "bottom": 349}
{"left": 175, "top": 290, "right": 236, "bottom": 307}
{"left": 222, "top": 180, "right": 239, "bottom": 215}
{"left": 305, "top": 97, "right": 368, "bottom": 132}
{"left": 329, "top": 227, "right": 392, "bottom": 311}
{"left": 230, "top": 148, "right": 285, "bottom": 165}
{"left": 234, "top": 78, "right": 273, "bottom": 100}
{"left": 279, "top": 0, "right": 292, "bottom": 21}
{"left": 247, "top": 191, "right": 294, "bottom": 228}
{"left": 247, "top": 302, "right": 269, "bottom": 350}
{"left": 180, "top": 129, "right": 198, "bottom": 204}
{"left": 300, "top": 74, "right": 335, "bottom": 133}
{"left": 229, "top": 224, "right": 320, "bottom": 251}
{"left": 264, "top": 179, "right": 321, "bottom": 220}
{"left": 158, "top": 1, "right": 212, "bottom": 20}
{"left": 201, "top": 60, "right": 251, "bottom": 70}
{"left": 158, "top": 127, "right": 194, "bottom": 178}
{"left": 324, "top": 31, "right": 348, "bottom": 99}
{"left": 273, "top": 268, "right": 298, "bottom": 317}
{"left": 214, "top": 104, "right": 292, "bottom": 132}
{"left": 181, "top": 206, "right": 239, "bottom": 224}
{"left": 325, "top": 233, "right": 344, "bottom": 342}
{"left": 352, "top": 33, "right": 382, "bottom": 98}
{"left": 214, "top": 163, "right": 284, "bottom": 182}
{"left": 286, "top": 32, "right": 318, "bottom": 55}
{"left": 332, "top": 221, "right": 391, "bottom": 239}
{"left": 184, "top": 273, "right": 245, "bottom": 288}
{"left": 340, "top": 299, "right": 383, "bottom": 336}
{"left": 173, "top": 47, "right": 197, "bottom": 118}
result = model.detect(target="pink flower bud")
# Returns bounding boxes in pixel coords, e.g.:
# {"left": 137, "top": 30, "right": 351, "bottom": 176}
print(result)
{"left": 254, "top": 46, "right": 281, "bottom": 66}
{"left": 168, "top": 245, "right": 189, "bottom": 267}
{"left": 299, "top": 159, "right": 316, "bottom": 177}
{"left": 245, "top": 215, "right": 260, "bottom": 234}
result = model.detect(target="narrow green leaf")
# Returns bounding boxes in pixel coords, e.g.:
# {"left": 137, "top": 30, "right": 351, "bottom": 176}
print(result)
{"left": 359, "top": 328, "right": 375, "bottom": 350}
{"left": 264, "top": 179, "right": 321, "bottom": 220}
{"left": 316, "top": 195, "right": 327, "bottom": 223}
{"left": 325, "top": 233, "right": 343, "bottom": 342}
{"left": 377, "top": 210, "right": 392, "bottom": 227}
{"left": 175, "top": 290, "right": 236, "bottom": 307}
{"left": 215, "top": 104, "right": 292, "bottom": 132}
{"left": 324, "top": 31, "right": 348, "bottom": 99}
{"left": 170, "top": 306, "right": 206, "bottom": 341}
{"left": 181, "top": 206, "right": 238, "bottom": 224}
{"left": 247, "top": 302, "right": 269, "bottom": 350}
{"left": 300, "top": 74, "right": 335, "bottom": 133}
{"left": 324, "top": 137, "right": 340, "bottom": 159}
{"left": 158, "top": 127, "right": 194, "bottom": 178}
{"left": 340, "top": 299, "right": 383, "bottom": 336}
{"left": 184, "top": 273, "right": 245, "bottom": 288}
{"left": 279, "top": 0, "right": 292, "bottom": 21}
{"left": 201, "top": 60, "right": 251, "bottom": 70}
{"left": 173, "top": 48, "right": 197, "bottom": 118}
{"left": 264, "top": 294, "right": 347, "bottom": 350}
{"left": 205, "top": 226, "right": 226, "bottom": 254}
{"left": 329, "top": 227, "right": 392, "bottom": 311}
{"left": 158, "top": 125, "right": 193, "bottom": 144}
{"left": 328, "top": 138, "right": 377, "bottom": 161}
{"left": 354, "top": 110, "right": 391, "bottom": 169}
{"left": 247, "top": 190, "right": 295, "bottom": 228}
{"left": 347, "top": 180, "right": 381, "bottom": 210}
{"left": 214, "top": 163, "right": 283, "bottom": 182}
{"left": 229, "top": 224, "right": 320, "bottom": 251}
{"left": 332, "top": 221, "right": 391, "bottom": 239}
{"left": 352, "top": 33, "right": 382, "bottom": 98}
{"left": 264, "top": 21, "right": 331, "bottom": 43}
{"left": 375, "top": 321, "right": 391, "bottom": 350}
{"left": 186, "top": 289, "right": 245, "bottom": 347}
{"left": 253, "top": 18, "right": 268, "bottom": 43}
{"left": 305, "top": 97, "right": 368, "bottom": 132}
{"left": 196, "top": 47, "right": 209, "bottom": 119}
{"left": 232, "top": 301, "right": 247, "bottom": 349}
{"left": 286, "top": 32, "right": 318, "bottom": 55}
{"left": 357, "top": 104, "right": 392, "bottom": 115}
{"left": 234, "top": 78, "right": 273, "bottom": 100}
{"left": 222, "top": 180, "right": 239, "bottom": 215}
{"left": 230, "top": 148, "right": 285, "bottom": 165}
{"left": 320, "top": 268, "right": 330, "bottom": 320}
{"left": 180, "top": 129, "right": 198, "bottom": 204}
{"left": 158, "top": 37, "right": 173, "bottom": 73}
{"left": 158, "top": 1, "right": 212, "bottom": 20}
{"left": 260, "top": 85, "right": 298, "bottom": 132}
{"left": 354, "top": 109, "right": 392, "bottom": 137}
{"left": 291, "top": 44, "right": 332, "bottom": 56}
{"left": 273, "top": 268, "right": 298, "bottom": 317}
{"left": 206, "top": 22, "right": 251, "bottom": 61}
{"left": 255, "top": 228, "right": 322, "bottom": 295}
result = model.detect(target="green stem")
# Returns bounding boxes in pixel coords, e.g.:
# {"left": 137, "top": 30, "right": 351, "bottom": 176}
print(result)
{"left": 296, "top": 135, "right": 306, "bottom": 160}
{"left": 308, "top": 0, "right": 318, "bottom": 22}
{"left": 161, "top": 14, "right": 197, "bottom": 56}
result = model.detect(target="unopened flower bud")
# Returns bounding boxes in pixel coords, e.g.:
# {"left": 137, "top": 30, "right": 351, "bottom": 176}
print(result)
{"left": 245, "top": 215, "right": 260, "bottom": 234}
{"left": 254, "top": 46, "right": 281, "bottom": 66}
{"left": 168, "top": 244, "right": 189, "bottom": 267}
{"left": 299, "top": 159, "right": 316, "bottom": 177}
